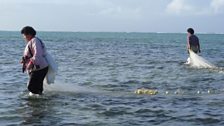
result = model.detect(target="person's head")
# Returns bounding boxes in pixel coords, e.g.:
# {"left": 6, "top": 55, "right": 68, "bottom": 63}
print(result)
{"left": 187, "top": 28, "right": 194, "bottom": 35}
{"left": 21, "top": 26, "right": 36, "bottom": 42}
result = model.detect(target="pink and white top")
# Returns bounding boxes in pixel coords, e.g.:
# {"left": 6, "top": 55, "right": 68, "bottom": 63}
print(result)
{"left": 23, "top": 37, "right": 48, "bottom": 71}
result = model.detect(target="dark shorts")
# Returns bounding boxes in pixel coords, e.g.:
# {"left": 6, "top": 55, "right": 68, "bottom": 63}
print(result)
{"left": 190, "top": 46, "right": 199, "bottom": 53}
{"left": 28, "top": 67, "right": 48, "bottom": 94}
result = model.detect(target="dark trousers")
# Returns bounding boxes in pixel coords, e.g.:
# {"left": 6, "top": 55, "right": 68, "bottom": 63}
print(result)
{"left": 28, "top": 67, "right": 48, "bottom": 94}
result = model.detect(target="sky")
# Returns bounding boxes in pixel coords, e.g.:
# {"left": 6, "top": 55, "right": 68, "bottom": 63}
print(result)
{"left": 0, "top": 0, "right": 224, "bottom": 33}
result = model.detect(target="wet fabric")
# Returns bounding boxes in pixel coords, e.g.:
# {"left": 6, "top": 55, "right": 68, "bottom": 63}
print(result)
{"left": 28, "top": 67, "right": 48, "bottom": 94}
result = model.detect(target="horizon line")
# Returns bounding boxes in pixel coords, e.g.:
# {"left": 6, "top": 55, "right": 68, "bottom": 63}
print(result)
{"left": 0, "top": 30, "right": 223, "bottom": 35}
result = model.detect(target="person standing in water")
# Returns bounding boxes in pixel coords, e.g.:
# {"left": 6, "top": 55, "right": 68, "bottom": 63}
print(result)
{"left": 187, "top": 28, "right": 201, "bottom": 53}
{"left": 20, "top": 26, "right": 48, "bottom": 96}
{"left": 186, "top": 28, "right": 201, "bottom": 64}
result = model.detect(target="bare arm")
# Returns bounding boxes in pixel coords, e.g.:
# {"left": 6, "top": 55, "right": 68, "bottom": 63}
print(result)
{"left": 187, "top": 36, "right": 190, "bottom": 50}
{"left": 198, "top": 42, "right": 201, "bottom": 53}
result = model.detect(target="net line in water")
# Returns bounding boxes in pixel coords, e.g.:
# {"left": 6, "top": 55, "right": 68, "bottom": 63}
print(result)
{"left": 43, "top": 82, "right": 224, "bottom": 96}
{"left": 134, "top": 88, "right": 224, "bottom": 96}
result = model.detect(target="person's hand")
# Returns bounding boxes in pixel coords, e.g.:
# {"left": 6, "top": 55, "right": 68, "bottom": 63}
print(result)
{"left": 187, "top": 48, "right": 190, "bottom": 54}
{"left": 20, "top": 57, "right": 25, "bottom": 64}
{"left": 27, "top": 61, "right": 34, "bottom": 70}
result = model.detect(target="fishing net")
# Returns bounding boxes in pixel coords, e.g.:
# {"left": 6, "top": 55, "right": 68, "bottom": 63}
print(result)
{"left": 188, "top": 50, "right": 216, "bottom": 68}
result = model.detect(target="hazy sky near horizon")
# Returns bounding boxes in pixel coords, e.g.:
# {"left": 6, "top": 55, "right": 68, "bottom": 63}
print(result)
{"left": 0, "top": 0, "right": 224, "bottom": 33}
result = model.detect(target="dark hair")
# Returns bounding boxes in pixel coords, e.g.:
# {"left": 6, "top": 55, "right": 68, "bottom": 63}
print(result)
{"left": 187, "top": 28, "right": 194, "bottom": 34}
{"left": 21, "top": 26, "right": 36, "bottom": 36}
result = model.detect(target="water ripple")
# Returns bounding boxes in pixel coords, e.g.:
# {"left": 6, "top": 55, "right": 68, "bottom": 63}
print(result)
{"left": 1, "top": 32, "right": 224, "bottom": 125}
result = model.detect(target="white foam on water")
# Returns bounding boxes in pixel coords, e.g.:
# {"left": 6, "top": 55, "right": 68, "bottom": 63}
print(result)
{"left": 43, "top": 81, "right": 127, "bottom": 96}
{"left": 188, "top": 50, "right": 216, "bottom": 69}
{"left": 43, "top": 81, "right": 96, "bottom": 93}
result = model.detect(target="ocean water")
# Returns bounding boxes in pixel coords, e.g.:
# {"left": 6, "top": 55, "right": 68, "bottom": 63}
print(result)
{"left": 0, "top": 31, "right": 224, "bottom": 126}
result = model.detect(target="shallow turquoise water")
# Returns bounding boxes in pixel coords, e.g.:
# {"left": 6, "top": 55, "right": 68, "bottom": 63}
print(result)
{"left": 0, "top": 31, "right": 224, "bottom": 125}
